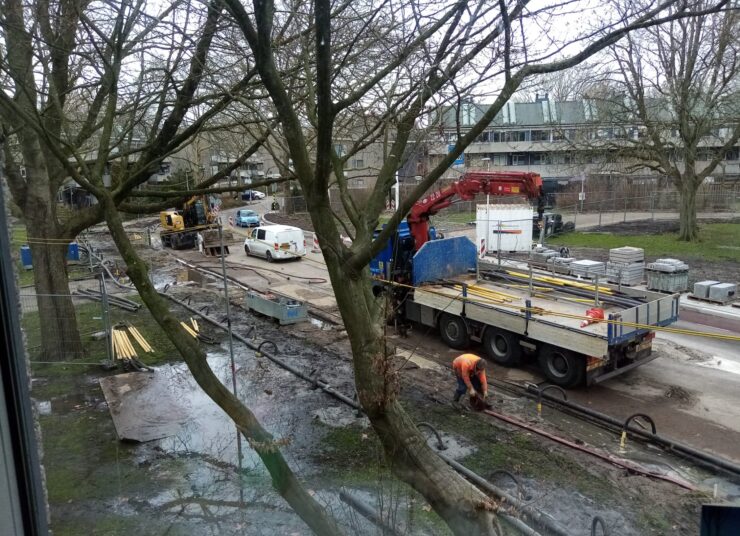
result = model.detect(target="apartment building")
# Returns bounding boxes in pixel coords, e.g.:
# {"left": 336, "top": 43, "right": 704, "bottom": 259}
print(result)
{"left": 429, "top": 96, "right": 740, "bottom": 190}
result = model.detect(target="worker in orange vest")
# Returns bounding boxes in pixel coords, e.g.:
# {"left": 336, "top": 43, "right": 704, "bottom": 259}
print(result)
{"left": 452, "top": 353, "right": 488, "bottom": 402}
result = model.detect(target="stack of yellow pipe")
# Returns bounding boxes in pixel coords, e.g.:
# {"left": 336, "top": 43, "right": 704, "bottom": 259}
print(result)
{"left": 127, "top": 326, "right": 153, "bottom": 353}
{"left": 506, "top": 270, "right": 614, "bottom": 295}
{"left": 452, "top": 284, "right": 519, "bottom": 304}
{"left": 180, "top": 317, "right": 200, "bottom": 338}
{"left": 112, "top": 328, "right": 137, "bottom": 360}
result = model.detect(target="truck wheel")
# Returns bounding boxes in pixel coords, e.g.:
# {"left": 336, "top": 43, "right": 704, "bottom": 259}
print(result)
{"left": 483, "top": 328, "right": 521, "bottom": 366}
{"left": 438, "top": 313, "right": 470, "bottom": 350}
{"left": 537, "top": 346, "right": 585, "bottom": 388}
{"left": 244, "top": 245, "right": 250, "bottom": 256}
{"left": 265, "top": 250, "right": 273, "bottom": 263}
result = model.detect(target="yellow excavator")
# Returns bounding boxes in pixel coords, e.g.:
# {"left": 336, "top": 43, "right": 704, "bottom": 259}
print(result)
{"left": 160, "top": 196, "right": 219, "bottom": 250}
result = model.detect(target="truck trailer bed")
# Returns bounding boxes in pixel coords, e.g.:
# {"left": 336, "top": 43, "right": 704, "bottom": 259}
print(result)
{"left": 411, "top": 273, "right": 679, "bottom": 359}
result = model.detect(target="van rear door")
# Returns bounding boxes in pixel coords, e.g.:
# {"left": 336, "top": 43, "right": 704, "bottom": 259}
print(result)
{"left": 276, "top": 229, "right": 305, "bottom": 257}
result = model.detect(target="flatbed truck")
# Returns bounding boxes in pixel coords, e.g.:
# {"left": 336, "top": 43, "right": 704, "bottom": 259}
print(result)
{"left": 374, "top": 236, "right": 679, "bottom": 388}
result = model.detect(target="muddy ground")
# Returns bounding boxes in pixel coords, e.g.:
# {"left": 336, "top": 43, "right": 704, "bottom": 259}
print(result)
{"left": 26, "top": 233, "right": 730, "bottom": 536}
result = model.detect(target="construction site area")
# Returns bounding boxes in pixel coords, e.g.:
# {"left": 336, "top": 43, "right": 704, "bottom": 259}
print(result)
{"left": 9, "top": 170, "right": 740, "bottom": 536}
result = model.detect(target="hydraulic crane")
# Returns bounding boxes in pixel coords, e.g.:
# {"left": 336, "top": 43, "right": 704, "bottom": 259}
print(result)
{"left": 406, "top": 171, "right": 545, "bottom": 250}
{"left": 371, "top": 171, "right": 546, "bottom": 285}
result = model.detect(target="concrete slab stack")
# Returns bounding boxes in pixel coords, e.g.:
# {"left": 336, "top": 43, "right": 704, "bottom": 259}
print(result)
{"left": 646, "top": 258, "right": 689, "bottom": 292}
{"left": 607, "top": 247, "right": 645, "bottom": 285}
{"left": 570, "top": 259, "right": 606, "bottom": 279}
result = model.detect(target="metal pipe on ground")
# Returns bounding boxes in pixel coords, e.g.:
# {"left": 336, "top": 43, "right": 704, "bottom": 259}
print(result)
{"left": 160, "top": 291, "right": 588, "bottom": 536}
{"left": 159, "top": 292, "right": 361, "bottom": 410}
{"left": 339, "top": 491, "right": 403, "bottom": 536}
{"left": 441, "top": 454, "right": 567, "bottom": 536}
{"left": 522, "top": 384, "right": 740, "bottom": 478}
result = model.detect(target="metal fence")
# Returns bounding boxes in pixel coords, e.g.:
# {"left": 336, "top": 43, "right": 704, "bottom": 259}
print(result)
{"left": 19, "top": 277, "right": 138, "bottom": 363}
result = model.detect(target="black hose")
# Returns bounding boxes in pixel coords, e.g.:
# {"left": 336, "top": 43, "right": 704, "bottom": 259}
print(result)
{"left": 441, "top": 453, "right": 570, "bottom": 536}
{"left": 522, "top": 383, "right": 740, "bottom": 477}
{"left": 489, "top": 470, "right": 529, "bottom": 501}
{"left": 339, "top": 491, "right": 403, "bottom": 536}
{"left": 160, "top": 292, "right": 361, "bottom": 410}
{"left": 623, "top": 413, "right": 656, "bottom": 435}
{"left": 416, "top": 422, "right": 447, "bottom": 451}
{"left": 591, "top": 516, "right": 609, "bottom": 536}
{"left": 257, "top": 340, "right": 278, "bottom": 356}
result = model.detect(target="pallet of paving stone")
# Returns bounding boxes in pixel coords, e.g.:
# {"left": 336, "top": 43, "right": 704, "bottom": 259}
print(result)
{"left": 609, "top": 246, "right": 644, "bottom": 264}
{"left": 570, "top": 259, "right": 606, "bottom": 278}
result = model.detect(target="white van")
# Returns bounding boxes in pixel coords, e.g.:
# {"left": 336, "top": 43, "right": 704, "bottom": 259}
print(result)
{"left": 243, "top": 225, "right": 306, "bottom": 262}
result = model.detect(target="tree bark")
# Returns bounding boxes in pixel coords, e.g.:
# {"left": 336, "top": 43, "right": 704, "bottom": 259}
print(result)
{"left": 678, "top": 179, "right": 699, "bottom": 241}
{"left": 311, "top": 206, "right": 498, "bottom": 536}
{"left": 14, "top": 144, "right": 83, "bottom": 361}
{"left": 96, "top": 193, "right": 343, "bottom": 536}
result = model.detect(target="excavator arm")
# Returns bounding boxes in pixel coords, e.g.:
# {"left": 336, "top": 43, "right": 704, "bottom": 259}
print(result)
{"left": 407, "top": 171, "right": 544, "bottom": 250}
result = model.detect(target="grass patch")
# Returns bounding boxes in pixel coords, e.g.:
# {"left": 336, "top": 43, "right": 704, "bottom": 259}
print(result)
{"left": 408, "top": 404, "right": 614, "bottom": 502}
{"left": 24, "top": 295, "right": 182, "bottom": 374}
{"left": 10, "top": 225, "right": 34, "bottom": 286}
{"left": 314, "top": 424, "right": 388, "bottom": 484}
{"left": 556, "top": 223, "right": 740, "bottom": 262}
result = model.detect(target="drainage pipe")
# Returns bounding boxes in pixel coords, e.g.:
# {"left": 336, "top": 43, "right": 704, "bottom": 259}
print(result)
{"left": 339, "top": 491, "right": 403, "bottom": 536}
{"left": 521, "top": 383, "right": 740, "bottom": 478}
{"left": 160, "top": 291, "right": 360, "bottom": 410}
{"left": 482, "top": 408, "right": 695, "bottom": 490}
{"left": 441, "top": 453, "right": 568, "bottom": 536}
{"left": 162, "top": 291, "right": 584, "bottom": 536}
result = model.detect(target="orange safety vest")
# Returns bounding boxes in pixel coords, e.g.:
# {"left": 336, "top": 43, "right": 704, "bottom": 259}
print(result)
{"left": 452, "top": 354, "right": 488, "bottom": 393}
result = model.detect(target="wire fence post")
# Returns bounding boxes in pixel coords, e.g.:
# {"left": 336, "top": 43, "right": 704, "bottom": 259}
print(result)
{"left": 650, "top": 196, "right": 656, "bottom": 221}
{"left": 623, "top": 196, "right": 628, "bottom": 223}
{"left": 598, "top": 201, "right": 603, "bottom": 229}
{"left": 496, "top": 220, "right": 502, "bottom": 267}
{"left": 99, "top": 273, "right": 113, "bottom": 366}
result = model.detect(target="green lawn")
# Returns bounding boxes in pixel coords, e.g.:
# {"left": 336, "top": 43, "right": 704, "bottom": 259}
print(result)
{"left": 11, "top": 225, "right": 35, "bottom": 286}
{"left": 555, "top": 223, "right": 740, "bottom": 262}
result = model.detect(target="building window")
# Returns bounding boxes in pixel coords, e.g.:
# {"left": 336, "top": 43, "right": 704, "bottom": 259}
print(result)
{"left": 503, "top": 131, "right": 527, "bottom": 142}
{"left": 725, "top": 147, "right": 739, "bottom": 161}
{"left": 353, "top": 178, "right": 365, "bottom": 187}
{"left": 352, "top": 159, "right": 364, "bottom": 169}
{"left": 492, "top": 154, "right": 506, "bottom": 166}
{"left": 511, "top": 153, "right": 527, "bottom": 166}
{"left": 334, "top": 144, "right": 346, "bottom": 157}
{"left": 462, "top": 102, "right": 475, "bottom": 126}
{"left": 531, "top": 153, "right": 548, "bottom": 165}
{"left": 531, "top": 130, "right": 551, "bottom": 142}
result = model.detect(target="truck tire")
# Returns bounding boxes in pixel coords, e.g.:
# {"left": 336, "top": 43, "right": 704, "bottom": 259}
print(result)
{"left": 265, "top": 250, "right": 273, "bottom": 263}
{"left": 244, "top": 245, "right": 250, "bottom": 256}
{"left": 483, "top": 328, "right": 522, "bottom": 366}
{"left": 438, "top": 313, "right": 470, "bottom": 350}
{"left": 537, "top": 346, "right": 585, "bottom": 388}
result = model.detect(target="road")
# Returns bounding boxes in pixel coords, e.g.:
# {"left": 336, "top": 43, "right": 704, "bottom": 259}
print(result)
{"left": 171, "top": 202, "right": 740, "bottom": 461}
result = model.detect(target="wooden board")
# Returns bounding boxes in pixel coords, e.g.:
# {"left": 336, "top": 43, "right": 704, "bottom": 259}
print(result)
{"left": 99, "top": 372, "right": 186, "bottom": 442}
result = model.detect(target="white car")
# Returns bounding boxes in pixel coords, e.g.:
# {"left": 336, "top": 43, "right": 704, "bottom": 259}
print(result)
{"left": 244, "top": 224, "right": 306, "bottom": 262}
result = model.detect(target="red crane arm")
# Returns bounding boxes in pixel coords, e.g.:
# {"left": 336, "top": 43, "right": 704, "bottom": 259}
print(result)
{"left": 407, "top": 171, "right": 543, "bottom": 250}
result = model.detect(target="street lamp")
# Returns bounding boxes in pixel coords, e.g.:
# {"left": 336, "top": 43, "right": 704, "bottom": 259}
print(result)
{"left": 481, "top": 157, "right": 491, "bottom": 171}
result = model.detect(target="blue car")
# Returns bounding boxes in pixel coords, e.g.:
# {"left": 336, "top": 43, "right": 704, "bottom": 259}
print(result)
{"left": 235, "top": 209, "right": 261, "bottom": 227}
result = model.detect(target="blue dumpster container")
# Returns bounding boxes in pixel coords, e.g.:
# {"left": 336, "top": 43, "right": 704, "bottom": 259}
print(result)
{"left": 20, "top": 245, "right": 33, "bottom": 270}
{"left": 67, "top": 242, "right": 80, "bottom": 261}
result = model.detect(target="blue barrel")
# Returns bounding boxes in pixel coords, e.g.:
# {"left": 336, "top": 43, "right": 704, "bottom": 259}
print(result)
{"left": 20, "top": 245, "right": 33, "bottom": 269}
{"left": 67, "top": 242, "right": 80, "bottom": 261}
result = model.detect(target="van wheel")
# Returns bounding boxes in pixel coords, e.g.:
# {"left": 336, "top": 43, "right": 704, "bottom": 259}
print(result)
{"left": 244, "top": 245, "right": 250, "bottom": 256}
{"left": 537, "top": 346, "right": 585, "bottom": 388}
{"left": 483, "top": 328, "right": 521, "bottom": 366}
{"left": 438, "top": 313, "right": 469, "bottom": 350}
{"left": 265, "top": 250, "right": 273, "bottom": 263}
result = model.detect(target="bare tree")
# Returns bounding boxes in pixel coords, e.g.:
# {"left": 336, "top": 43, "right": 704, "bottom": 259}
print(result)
{"left": 602, "top": 0, "right": 739, "bottom": 240}
{"left": 0, "top": 1, "right": 344, "bottom": 534}
{"left": 0, "top": 0, "right": 270, "bottom": 358}
{"left": 216, "top": 0, "right": 730, "bottom": 533}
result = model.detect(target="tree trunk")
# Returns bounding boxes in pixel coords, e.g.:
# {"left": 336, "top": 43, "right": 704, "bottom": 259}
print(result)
{"left": 678, "top": 180, "right": 699, "bottom": 241}
{"left": 311, "top": 207, "right": 498, "bottom": 535}
{"left": 96, "top": 193, "right": 343, "bottom": 536}
{"left": 23, "top": 176, "right": 82, "bottom": 361}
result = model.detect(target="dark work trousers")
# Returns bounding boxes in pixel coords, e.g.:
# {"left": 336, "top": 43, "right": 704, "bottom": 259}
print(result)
{"left": 454, "top": 374, "right": 483, "bottom": 399}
